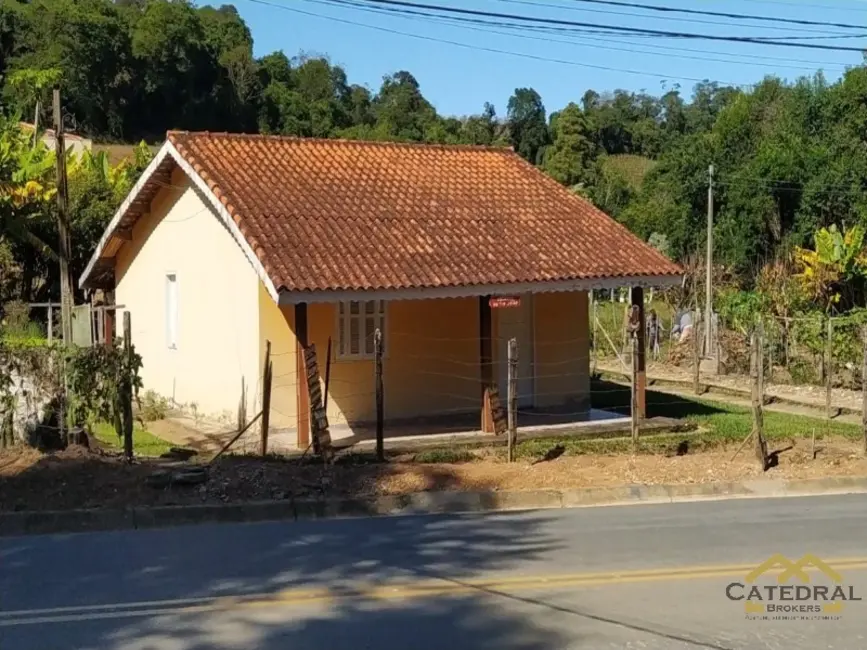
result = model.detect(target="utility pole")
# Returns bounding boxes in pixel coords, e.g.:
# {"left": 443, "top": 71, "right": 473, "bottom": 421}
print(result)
{"left": 704, "top": 163, "right": 714, "bottom": 358}
{"left": 53, "top": 87, "right": 73, "bottom": 344}
{"left": 32, "top": 101, "right": 40, "bottom": 149}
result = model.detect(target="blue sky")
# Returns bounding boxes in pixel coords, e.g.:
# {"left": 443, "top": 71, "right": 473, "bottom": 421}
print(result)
{"left": 227, "top": 0, "right": 867, "bottom": 117}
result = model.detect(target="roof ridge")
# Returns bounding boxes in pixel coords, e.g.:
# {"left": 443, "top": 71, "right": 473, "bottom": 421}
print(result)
{"left": 166, "top": 130, "right": 515, "bottom": 153}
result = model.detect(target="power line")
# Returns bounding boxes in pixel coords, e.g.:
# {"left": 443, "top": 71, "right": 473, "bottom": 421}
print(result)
{"left": 493, "top": 0, "right": 860, "bottom": 34}
{"left": 738, "top": 0, "right": 867, "bottom": 13}
{"left": 555, "top": 0, "right": 867, "bottom": 31}
{"left": 323, "top": 0, "right": 851, "bottom": 71}
{"left": 250, "top": 0, "right": 749, "bottom": 85}
{"left": 322, "top": 0, "right": 867, "bottom": 50}
{"left": 564, "top": 33, "right": 849, "bottom": 69}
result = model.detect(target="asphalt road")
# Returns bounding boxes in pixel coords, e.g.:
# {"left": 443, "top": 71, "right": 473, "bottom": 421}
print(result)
{"left": 2, "top": 494, "right": 867, "bottom": 649}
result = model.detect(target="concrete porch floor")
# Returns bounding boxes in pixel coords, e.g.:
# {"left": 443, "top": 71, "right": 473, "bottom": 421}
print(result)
{"left": 260, "top": 407, "right": 684, "bottom": 455}
{"left": 330, "top": 408, "right": 628, "bottom": 448}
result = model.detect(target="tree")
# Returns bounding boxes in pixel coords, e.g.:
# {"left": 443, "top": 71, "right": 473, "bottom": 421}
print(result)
{"left": 461, "top": 103, "right": 501, "bottom": 145}
{"left": 507, "top": 88, "right": 548, "bottom": 164}
{"left": 0, "top": 116, "right": 58, "bottom": 301}
{"left": 3, "top": 68, "right": 62, "bottom": 136}
{"left": 10, "top": 0, "right": 867, "bottom": 314}
{"left": 370, "top": 71, "right": 438, "bottom": 142}
{"left": 542, "top": 102, "right": 596, "bottom": 187}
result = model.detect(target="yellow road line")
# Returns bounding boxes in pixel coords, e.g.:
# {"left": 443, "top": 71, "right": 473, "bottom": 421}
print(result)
{"left": 3, "top": 557, "right": 867, "bottom": 627}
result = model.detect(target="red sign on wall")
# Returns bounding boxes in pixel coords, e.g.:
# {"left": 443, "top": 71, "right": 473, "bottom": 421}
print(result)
{"left": 489, "top": 296, "right": 521, "bottom": 309}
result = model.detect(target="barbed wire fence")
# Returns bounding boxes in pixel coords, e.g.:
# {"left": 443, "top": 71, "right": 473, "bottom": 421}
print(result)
{"left": 219, "top": 320, "right": 764, "bottom": 463}
{"left": 592, "top": 300, "right": 867, "bottom": 456}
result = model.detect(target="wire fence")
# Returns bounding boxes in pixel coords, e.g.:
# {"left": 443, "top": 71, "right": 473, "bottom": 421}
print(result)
{"left": 592, "top": 303, "right": 867, "bottom": 424}
{"left": 215, "top": 318, "right": 736, "bottom": 460}
{"left": 11, "top": 297, "right": 866, "bottom": 461}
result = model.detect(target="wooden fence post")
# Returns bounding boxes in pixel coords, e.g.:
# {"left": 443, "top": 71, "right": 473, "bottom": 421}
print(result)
{"left": 122, "top": 311, "right": 133, "bottom": 462}
{"left": 631, "top": 334, "right": 640, "bottom": 450}
{"left": 766, "top": 321, "right": 773, "bottom": 385}
{"left": 826, "top": 317, "right": 834, "bottom": 421}
{"left": 862, "top": 327, "right": 867, "bottom": 456}
{"left": 260, "top": 340, "right": 272, "bottom": 456}
{"left": 507, "top": 338, "right": 518, "bottom": 463}
{"left": 237, "top": 376, "right": 247, "bottom": 435}
{"left": 758, "top": 321, "right": 765, "bottom": 402}
{"left": 693, "top": 309, "right": 702, "bottom": 395}
{"left": 375, "top": 328, "right": 384, "bottom": 462}
{"left": 752, "top": 323, "right": 767, "bottom": 469}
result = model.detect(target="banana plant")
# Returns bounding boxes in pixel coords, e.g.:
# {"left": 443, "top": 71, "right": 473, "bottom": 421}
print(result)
{"left": 0, "top": 117, "right": 58, "bottom": 262}
{"left": 793, "top": 224, "right": 867, "bottom": 312}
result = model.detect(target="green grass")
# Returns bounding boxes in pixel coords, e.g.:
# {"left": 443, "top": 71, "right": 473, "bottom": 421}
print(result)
{"left": 91, "top": 421, "right": 174, "bottom": 457}
{"left": 515, "top": 433, "right": 699, "bottom": 459}
{"left": 591, "top": 379, "right": 860, "bottom": 446}
{"left": 601, "top": 154, "right": 657, "bottom": 190}
{"left": 412, "top": 448, "right": 477, "bottom": 464}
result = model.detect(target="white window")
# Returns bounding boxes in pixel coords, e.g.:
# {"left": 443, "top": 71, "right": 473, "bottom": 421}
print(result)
{"left": 337, "top": 301, "right": 385, "bottom": 360}
{"left": 165, "top": 273, "right": 178, "bottom": 349}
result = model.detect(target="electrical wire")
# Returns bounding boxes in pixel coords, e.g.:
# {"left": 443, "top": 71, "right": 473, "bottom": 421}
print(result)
{"left": 317, "top": 0, "right": 867, "bottom": 50}
{"left": 249, "top": 0, "right": 751, "bottom": 86}
{"left": 493, "top": 0, "right": 862, "bottom": 34}
{"left": 324, "top": 0, "right": 851, "bottom": 72}
{"left": 555, "top": 0, "right": 867, "bottom": 31}
{"left": 334, "top": 0, "right": 856, "bottom": 67}
{"left": 738, "top": 0, "right": 867, "bottom": 13}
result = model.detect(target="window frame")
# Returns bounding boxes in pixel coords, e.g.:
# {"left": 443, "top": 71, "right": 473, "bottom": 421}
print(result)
{"left": 335, "top": 300, "right": 387, "bottom": 361}
{"left": 165, "top": 272, "right": 179, "bottom": 350}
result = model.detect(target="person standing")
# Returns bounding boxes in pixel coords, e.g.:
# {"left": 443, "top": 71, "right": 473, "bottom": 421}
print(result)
{"left": 647, "top": 309, "right": 662, "bottom": 361}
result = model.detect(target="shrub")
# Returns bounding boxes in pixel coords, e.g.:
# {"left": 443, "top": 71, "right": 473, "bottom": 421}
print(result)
{"left": 789, "top": 358, "right": 818, "bottom": 385}
{"left": 138, "top": 390, "right": 170, "bottom": 422}
{"left": 0, "top": 300, "right": 43, "bottom": 342}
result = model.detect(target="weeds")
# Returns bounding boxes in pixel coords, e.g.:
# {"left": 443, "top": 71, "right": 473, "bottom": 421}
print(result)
{"left": 413, "top": 448, "right": 477, "bottom": 464}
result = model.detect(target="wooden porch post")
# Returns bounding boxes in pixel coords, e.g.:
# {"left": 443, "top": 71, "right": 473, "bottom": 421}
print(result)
{"left": 295, "top": 302, "right": 310, "bottom": 448}
{"left": 104, "top": 291, "right": 114, "bottom": 347}
{"left": 631, "top": 286, "right": 646, "bottom": 419}
{"left": 480, "top": 295, "right": 494, "bottom": 433}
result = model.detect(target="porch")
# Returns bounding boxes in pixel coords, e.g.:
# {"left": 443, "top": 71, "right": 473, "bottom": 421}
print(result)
{"left": 326, "top": 407, "right": 630, "bottom": 449}
{"left": 261, "top": 283, "right": 653, "bottom": 450}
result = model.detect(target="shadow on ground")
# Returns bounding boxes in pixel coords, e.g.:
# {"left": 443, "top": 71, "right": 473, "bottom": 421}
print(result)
{"left": 591, "top": 378, "right": 732, "bottom": 419}
{"left": 0, "top": 503, "right": 579, "bottom": 649}
{"left": 0, "top": 442, "right": 512, "bottom": 511}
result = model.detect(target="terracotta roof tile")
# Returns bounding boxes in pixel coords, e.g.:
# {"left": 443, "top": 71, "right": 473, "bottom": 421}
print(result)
{"left": 167, "top": 131, "right": 681, "bottom": 293}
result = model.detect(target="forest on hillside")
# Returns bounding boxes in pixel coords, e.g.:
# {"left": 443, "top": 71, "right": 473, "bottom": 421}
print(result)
{"left": 4, "top": 0, "right": 867, "bottom": 328}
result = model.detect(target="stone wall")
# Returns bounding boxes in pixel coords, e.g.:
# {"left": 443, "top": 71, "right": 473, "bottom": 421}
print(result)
{"left": 1, "top": 347, "right": 63, "bottom": 448}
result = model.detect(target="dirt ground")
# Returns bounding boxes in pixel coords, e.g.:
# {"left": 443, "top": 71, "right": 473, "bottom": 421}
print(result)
{"left": 2, "top": 435, "right": 866, "bottom": 512}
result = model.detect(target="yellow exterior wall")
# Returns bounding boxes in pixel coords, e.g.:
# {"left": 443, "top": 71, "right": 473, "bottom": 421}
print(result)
{"left": 260, "top": 292, "right": 592, "bottom": 433}
{"left": 312, "top": 298, "right": 480, "bottom": 425}
{"left": 385, "top": 297, "right": 479, "bottom": 421}
{"left": 258, "top": 282, "right": 297, "bottom": 429}
{"left": 263, "top": 297, "right": 481, "bottom": 430}
{"left": 533, "top": 291, "right": 590, "bottom": 411}
{"left": 114, "top": 167, "right": 260, "bottom": 420}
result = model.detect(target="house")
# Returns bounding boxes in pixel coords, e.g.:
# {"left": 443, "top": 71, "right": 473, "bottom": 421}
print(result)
{"left": 79, "top": 132, "right": 682, "bottom": 448}
{"left": 19, "top": 122, "right": 92, "bottom": 156}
